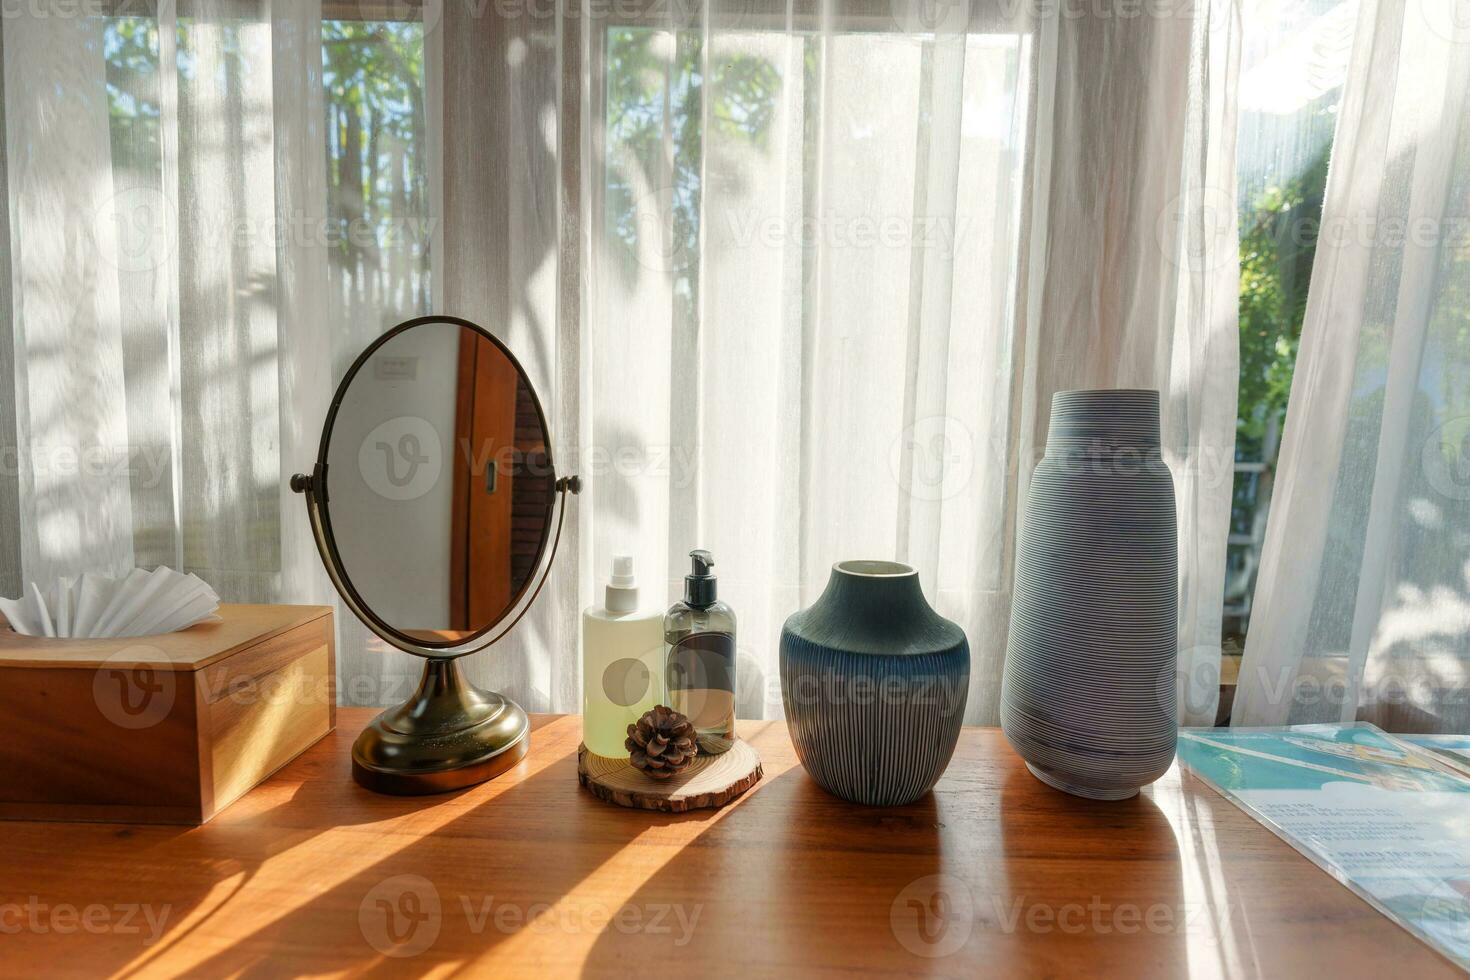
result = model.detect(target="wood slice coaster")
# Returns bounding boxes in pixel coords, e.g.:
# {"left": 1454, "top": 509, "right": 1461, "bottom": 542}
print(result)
{"left": 577, "top": 739, "right": 763, "bottom": 812}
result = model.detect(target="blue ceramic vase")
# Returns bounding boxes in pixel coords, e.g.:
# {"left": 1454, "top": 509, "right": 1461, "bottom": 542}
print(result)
{"left": 780, "top": 561, "right": 970, "bottom": 806}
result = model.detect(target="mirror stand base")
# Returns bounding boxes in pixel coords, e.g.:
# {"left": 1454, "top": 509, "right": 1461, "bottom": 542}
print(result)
{"left": 350, "top": 659, "right": 531, "bottom": 795}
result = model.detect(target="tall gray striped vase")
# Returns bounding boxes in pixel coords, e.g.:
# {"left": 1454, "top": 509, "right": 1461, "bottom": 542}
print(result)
{"left": 780, "top": 561, "right": 970, "bottom": 806}
{"left": 1001, "top": 389, "right": 1178, "bottom": 801}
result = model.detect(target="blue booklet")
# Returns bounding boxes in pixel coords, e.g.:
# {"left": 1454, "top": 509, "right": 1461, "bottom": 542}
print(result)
{"left": 1177, "top": 723, "right": 1470, "bottom": 970}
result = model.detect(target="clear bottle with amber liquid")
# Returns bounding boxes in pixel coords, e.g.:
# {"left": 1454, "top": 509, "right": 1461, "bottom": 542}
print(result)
{"left": 664, "top": 550, "right": 736, "bottom": 755}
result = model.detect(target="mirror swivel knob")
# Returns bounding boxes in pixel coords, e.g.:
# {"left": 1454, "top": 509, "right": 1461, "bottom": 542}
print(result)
{"left": 557, "top": 475, "right": 582, "bottom": 495}
{"left": 290, "top": 473, "right": 312, "bottom": 494}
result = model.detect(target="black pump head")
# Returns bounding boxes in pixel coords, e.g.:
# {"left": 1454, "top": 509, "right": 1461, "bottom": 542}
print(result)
{"left": 685, "top": 549, "right": 717, "bottom": 608}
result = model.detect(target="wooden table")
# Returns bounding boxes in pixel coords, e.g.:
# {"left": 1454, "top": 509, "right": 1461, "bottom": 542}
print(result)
{"left": 2, "top": 711, "right": 1459, "bottom": 978}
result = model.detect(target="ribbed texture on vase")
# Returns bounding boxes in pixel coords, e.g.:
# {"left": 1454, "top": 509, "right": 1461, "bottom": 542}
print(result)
{"left": 1001, "top": 389, "right": 1178, "bottom": 800}
{"left": 1045, "top": 388, "right": 1162, "bottom": 453}
{"left": 779, "top": 562, "right": 969, "bottom": 806}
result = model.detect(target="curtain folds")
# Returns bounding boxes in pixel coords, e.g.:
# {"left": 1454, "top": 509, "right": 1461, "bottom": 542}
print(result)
{"left": 1019, "top": 1, "right": 1241, "bottom": 725}
{"left": 1235, "top": 0, "right": 1470, "bottom": 733}
{"left": 1, "top": 0, "right": 1240, "bottom": 725}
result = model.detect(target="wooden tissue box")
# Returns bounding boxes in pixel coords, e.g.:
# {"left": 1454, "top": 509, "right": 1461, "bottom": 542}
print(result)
{"left": 0, "top": 604, "right": 334, "bottom": 825}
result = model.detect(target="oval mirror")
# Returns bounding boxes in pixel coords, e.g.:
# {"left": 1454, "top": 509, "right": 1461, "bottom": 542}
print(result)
{"left": 316, "top": 315, "right": 557, "bottom": 655}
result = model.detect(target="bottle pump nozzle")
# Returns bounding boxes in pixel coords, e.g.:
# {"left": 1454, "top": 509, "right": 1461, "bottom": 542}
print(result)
{"left": 685, "top": 549, "right": 716, "bottom": 608}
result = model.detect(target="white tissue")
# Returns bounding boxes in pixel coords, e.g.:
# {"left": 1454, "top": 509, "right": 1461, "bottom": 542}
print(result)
{"left": 0, "top": 567, "right": 222, "bottom": 638}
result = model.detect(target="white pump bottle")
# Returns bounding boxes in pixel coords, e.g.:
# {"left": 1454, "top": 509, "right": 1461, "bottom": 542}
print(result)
{"left": 582, "top": 555, "right": 665, "bottom": 757}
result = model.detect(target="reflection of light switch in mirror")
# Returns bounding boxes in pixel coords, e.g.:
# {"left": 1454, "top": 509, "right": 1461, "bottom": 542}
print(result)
{"left": 375, "top": 355, "right": 418, "bottom": 381}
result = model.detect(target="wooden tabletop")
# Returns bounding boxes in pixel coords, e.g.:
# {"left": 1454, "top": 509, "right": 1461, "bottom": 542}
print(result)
{"left": 2, "top": 710, "right": 1459, "bottom": 978}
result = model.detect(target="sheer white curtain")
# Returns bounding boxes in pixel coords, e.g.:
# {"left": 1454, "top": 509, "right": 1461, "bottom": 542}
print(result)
{"left": 0, "top": 0, "right": 335, "bottom": 600}
{"left": 1, "top": 0, "right": 1240, "bottom": 724}
{"left": 1018, "top": 0, "right": 1241, "bottom": 725}
{"left": 1235, "top": 0, "right": 1470, "bottom": 733}
{"left": 575, "top": 4, "right": 1035, "bottom": 728}
{"left": 568, "top": 0, "right": 1239, "bottom": 725}
{"left": 0, "top": 0, "right": 387, "bottom": 694}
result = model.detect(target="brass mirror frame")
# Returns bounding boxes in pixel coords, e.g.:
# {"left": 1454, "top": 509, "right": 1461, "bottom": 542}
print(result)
{"left": 303, "top": 313, "right": 560, "bottom": 655}
{"left": 290, "top": 314, "right": 580, "bottom": 795}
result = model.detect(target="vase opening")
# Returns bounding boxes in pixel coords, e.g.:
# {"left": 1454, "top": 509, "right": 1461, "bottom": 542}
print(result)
{"left": 834, "top": 560, "right": 916, "bottom": 578}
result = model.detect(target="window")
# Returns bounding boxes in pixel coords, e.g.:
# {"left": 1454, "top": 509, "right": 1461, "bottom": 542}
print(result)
{"left": 1225, "top": 0, "right": 1358, "bottom": 655}
{"left": 322, "top": 15, "right": 431, "bottom": 327}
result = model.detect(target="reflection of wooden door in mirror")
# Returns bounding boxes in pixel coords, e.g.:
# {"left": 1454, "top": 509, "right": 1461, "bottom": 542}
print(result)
{"left": 509, "top": 379, "right": 552, "bottom": 593}
{"left": 450, "top": 332, "right": 517, "bottom": 630}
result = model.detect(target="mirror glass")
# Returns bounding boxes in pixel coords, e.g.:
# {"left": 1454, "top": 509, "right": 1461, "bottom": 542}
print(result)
{"left": 322, "top": 319, "right": 555, "bottom": 650}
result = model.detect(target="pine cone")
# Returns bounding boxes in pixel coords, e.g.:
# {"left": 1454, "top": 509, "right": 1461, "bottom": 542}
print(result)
{"left": 626, "top": 705, "right": 699, "bottom": 780}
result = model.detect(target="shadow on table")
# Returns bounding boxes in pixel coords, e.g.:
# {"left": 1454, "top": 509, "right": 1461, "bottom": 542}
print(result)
{"left": 106, "top": 714, "right": 715, "bottom": 977}
{"left": 572, "top": 736, "right": 1196, "bottom": 977}
{"left": 579, "top": 752, "right": 955, "bottom": 976}
{"left": 11, "top": 718, "right": 1231, "bottom": 978}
